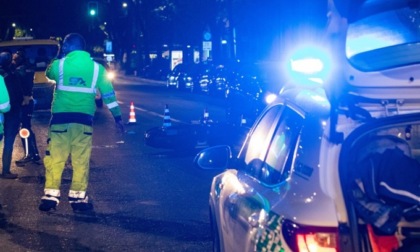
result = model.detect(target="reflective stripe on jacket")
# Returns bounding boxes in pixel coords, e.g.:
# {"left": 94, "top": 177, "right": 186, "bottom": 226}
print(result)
{"left": 46, "top": 50, "right": 121, "bottom": 119}
{"left": 0, "top": 75, "right": 11, "bottom": 134}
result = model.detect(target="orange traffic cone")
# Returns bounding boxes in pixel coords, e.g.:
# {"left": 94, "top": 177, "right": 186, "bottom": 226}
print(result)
{"left": 128, "top": 101, "right": 137, "bottom": 124}
{"left": 163, "top": 104, "right": 171, "bottom": 127}
{"left": 240, "top": 114, "right": 247, "bottom": 126}
{"left": 201, "top": 108, "right": 210, "bottom": 124}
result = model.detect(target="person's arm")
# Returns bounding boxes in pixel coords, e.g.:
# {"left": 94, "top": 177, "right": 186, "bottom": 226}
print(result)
{"left": 97, "top": 66, "right": 125, "bottom": 133}
{"left": 0, "top": 76, "right": 10, "bottom": 113}
{"left": 18, "top": 66, "right": 34, "bottom": 105}
{"left": 45, "top": 59, "right": 59, "bottom": 81}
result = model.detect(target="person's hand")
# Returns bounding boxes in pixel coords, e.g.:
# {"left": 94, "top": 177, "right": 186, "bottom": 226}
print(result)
{"left": 22, "top": 96, "right": 32, "bottom": 106}
{"left": 115, "top": 119, "right": 125, "bottom": 134}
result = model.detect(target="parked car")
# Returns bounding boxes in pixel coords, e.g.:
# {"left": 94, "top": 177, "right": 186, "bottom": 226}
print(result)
{"left": 176, "top": 63, "right": 202, "bottom": 92}
{"left": 208, "top": 64, "right": 231, "bottom": 97}
{"left": 225, "top": 64, "right": 267, "bottom": 127}
{"left": 141, "top": 57, "right": 170, "bottom": 80}
{"left": 194, "top": 1, "right": 420, "bottom": 251}
{"left": 166, "top": 63, "right": 196, "bottom": 91}
{"left": 195, "top": 63, "right": 214, "bottom": 94}
{"left": 196, "top": 63, "right": 242, "bottom": 97}
{"left": 0, "top": 38, "right": 60, "bottom": 109}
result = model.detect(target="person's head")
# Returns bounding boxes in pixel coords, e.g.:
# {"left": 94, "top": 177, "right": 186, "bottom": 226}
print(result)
{"left": 12, "top": 50, "right": 26, "bottom": 66}
{"left": 62, "top": 33, "right": 86, "bottom": 55}
{"left": 0, "top": 51, "right": 12, "bottom": 69}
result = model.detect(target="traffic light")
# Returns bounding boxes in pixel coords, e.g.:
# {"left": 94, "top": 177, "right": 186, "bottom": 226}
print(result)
{"left": 88, "top": 1, "right": 98, "bottom": 16}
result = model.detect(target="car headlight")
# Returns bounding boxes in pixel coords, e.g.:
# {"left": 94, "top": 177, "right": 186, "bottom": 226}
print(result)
{"left": 107, "top": 71, "right": 116, "bottom": 81}
{"left": 265, "top": 93, "right": 277, "bottom": 104}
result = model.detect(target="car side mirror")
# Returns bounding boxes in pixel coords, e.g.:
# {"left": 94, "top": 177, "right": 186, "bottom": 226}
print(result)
{"left": 194, "top": 145, "right": 231, "bottom": 170}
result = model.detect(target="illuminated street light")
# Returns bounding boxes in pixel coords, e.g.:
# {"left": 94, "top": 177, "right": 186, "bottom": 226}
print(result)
{"left": 122, "top": 2, "right": 128, "bottom": 8}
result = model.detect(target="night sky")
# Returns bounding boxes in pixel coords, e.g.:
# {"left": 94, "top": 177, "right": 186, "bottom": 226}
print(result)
{"left": 0, "top": 0, "right": 328, "bottom": 65}
{"left": 0, "top": 0, "right": 90, "bottom": 39}
{"left": 0, "top": 0, "right": 327, "bottom": 39}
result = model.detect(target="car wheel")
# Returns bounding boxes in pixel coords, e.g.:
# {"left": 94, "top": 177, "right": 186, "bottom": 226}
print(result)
{"left": 210, "top": 208, "right": 221, "bottom": 252}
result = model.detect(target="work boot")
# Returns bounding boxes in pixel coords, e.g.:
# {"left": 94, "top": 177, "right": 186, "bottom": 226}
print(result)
{"left": 15, "top": 156, "right": 33, "bottom": 167}
{"left": 31, "top": 154, "right": 42, "bottom": 165}
{"left": 16, "top": 154, "right": 41, "bottom": 167}
{"left": 69, "top": 195, "right": 93, "bottom": 212}
{"left": 39, "top": 195, "right": 59, "bottom": 212}
{"left": 0, "top": 172, "right": 18, "bottom": 179}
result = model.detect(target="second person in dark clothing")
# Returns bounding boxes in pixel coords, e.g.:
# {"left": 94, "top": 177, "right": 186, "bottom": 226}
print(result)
{"left": 0, "top": 51, "right": 24, "bottom": 179}
{"left": 11, "top": 50, "right": 41, "bottom": 166}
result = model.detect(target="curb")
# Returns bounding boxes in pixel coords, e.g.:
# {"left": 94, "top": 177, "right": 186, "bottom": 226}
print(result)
{"left": 116, "top": 74, "right": 166, "bottom": 86}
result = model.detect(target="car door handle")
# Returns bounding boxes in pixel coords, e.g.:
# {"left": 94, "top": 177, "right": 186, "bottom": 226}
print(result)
{"left": 218, "top": 183, "right": 224, "bottom": 190}
{"left": 228, "top": 192, "right": 238, "bottom": 204}
{"left": 248, "top": 211, "right": 268, "bottom": 228}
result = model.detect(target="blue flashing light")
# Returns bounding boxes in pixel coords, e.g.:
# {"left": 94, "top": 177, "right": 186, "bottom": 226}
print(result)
{"left": 285, "top": 44, "right": 333, "bottom": 86}
{"left": 291, "top": 58, "right": 324, "bottom": 75}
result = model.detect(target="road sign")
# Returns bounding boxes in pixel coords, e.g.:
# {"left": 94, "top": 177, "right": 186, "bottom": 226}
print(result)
{"left": 203, "top": 41, "right": 212, "bottom": 50}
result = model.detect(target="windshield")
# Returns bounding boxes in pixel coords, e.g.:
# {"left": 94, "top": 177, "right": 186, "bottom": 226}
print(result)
{"left": 346, "top": 5, "right": 420, "bottom": 71}
{"left": 0, "top": 44, "right": 59, "bottom": 71}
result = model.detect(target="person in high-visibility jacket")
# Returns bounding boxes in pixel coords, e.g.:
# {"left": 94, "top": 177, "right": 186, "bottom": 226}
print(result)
{"left": 0, "top": 75, "right": 10, "bottom": 208}
{"left": 0, "top": 75, "right": 11, "bottom": 143}
{"left": 40, "top": 33, "right": 125, "bottom": 212}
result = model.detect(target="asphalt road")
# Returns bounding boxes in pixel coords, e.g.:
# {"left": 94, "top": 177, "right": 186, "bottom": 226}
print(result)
{"left": 0, "top": 75, "right": 232, "bottom": 251}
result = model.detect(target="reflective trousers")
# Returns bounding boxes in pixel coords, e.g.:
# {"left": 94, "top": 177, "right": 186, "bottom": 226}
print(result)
{"left": 43, "top": 123, "right": 93, "bottom": 198}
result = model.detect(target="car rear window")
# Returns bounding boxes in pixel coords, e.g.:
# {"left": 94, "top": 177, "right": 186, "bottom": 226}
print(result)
{"left": 0, "top": 43, "right": 59, "bottom": 71}
{"left": 346, "top": 5, "right": 420, "bottom": 71}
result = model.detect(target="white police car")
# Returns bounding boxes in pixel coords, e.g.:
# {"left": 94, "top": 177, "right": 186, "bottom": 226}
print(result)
{"left": 195, "top": 0, "right": 420, "bottom": 251}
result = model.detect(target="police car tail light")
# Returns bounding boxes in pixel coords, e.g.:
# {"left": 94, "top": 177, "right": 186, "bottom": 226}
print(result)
{"left": 297, "top": 232, "right": 338, "bottom": 252}
{"left": 283, "top": 219, "right": 339, "bottom": 252}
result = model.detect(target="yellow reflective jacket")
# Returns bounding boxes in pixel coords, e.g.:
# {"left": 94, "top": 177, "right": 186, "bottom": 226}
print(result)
{"left": 0, "top": 75, "right": 11, "bottom": 135}
{"left": 46, "top": 50, "right": 121, "bottom": 123}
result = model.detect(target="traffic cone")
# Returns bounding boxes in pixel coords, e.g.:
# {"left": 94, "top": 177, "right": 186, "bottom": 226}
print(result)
{"left": 163, "top": 104, "right": 171, "bottom": 127}
{"left": 201, "top": 108, "right": 210, "bottom": 124}
{"left": 128, "top": 101, "right": 137, "bottom": 124}
{"left": 240, "top": 114, "right": 247, "bottom": 126}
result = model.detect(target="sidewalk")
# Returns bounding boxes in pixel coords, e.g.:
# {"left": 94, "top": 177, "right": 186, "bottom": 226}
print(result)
{"left": 116, "top": 73, "right": 166, "bottom": 86}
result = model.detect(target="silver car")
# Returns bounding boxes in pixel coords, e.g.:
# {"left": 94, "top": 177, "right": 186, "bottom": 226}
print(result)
{"left": 195, "top": 1, "right": 420, "bottom": 251}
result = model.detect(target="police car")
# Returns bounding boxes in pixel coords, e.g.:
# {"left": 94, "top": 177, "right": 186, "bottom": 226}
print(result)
{"left": 194, "top": 0, "right": 420, "bottom": 251}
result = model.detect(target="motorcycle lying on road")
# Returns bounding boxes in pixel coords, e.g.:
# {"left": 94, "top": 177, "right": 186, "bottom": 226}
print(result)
{"left": 144, "top": 119, "right": 249, "bottom": 153}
